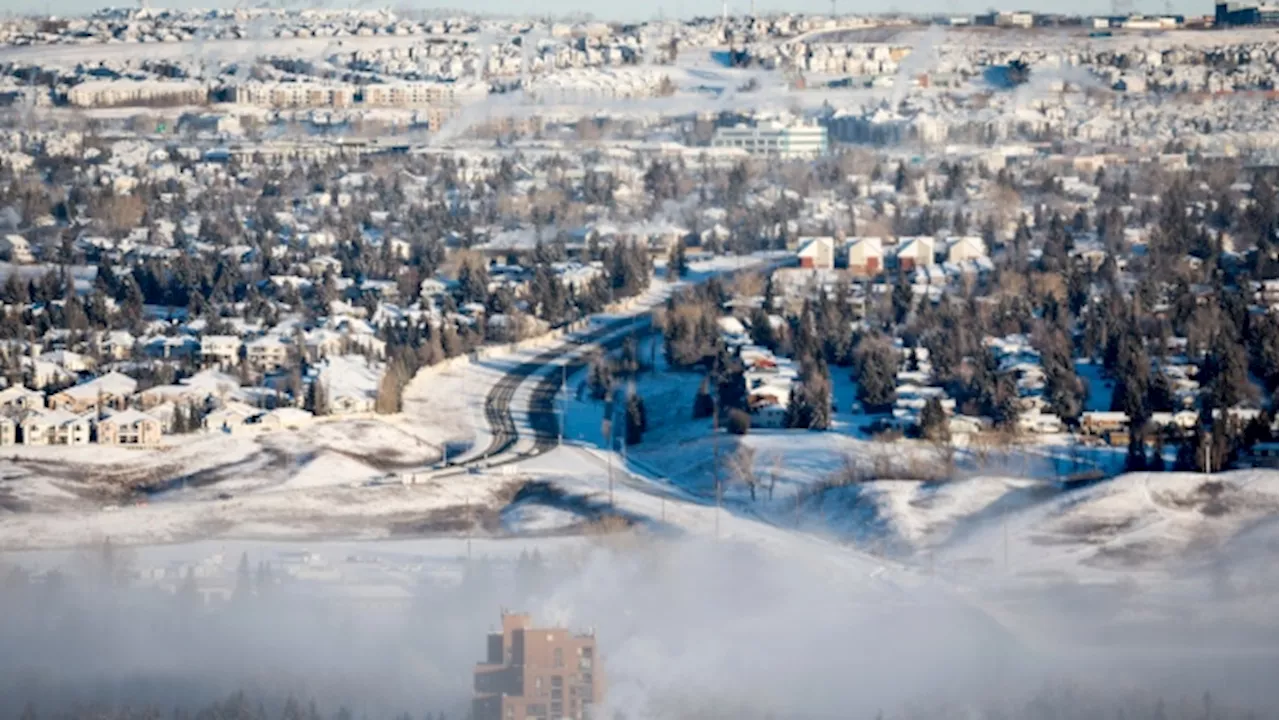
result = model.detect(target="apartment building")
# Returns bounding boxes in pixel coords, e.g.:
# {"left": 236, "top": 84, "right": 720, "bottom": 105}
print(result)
{"left": 21, "top": 409, "right": 91, "bottom": 445}
{"left": 65, "top": 79, "right": 208, "bottom": 108}
{"left": 232, "top": 82, "right": 354, "bottom": 109}
{"left": 473, "top": 613, "right": 602, "bottom": 720}
{"left": 362, "top": 81, "right": 483, "bottom": 107}
{"left": 96, "top": 409, "right": 163, "bottom": 447}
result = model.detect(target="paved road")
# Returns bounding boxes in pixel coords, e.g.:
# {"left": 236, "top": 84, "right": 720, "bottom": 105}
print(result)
{"left": 471, "top": 314, "right": 647, "bottom": 466}
{"left": 461, "top": 260, "right": 779, "bottom": 472}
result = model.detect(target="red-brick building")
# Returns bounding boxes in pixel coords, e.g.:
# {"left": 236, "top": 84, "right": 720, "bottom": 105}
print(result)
{"left": 473, "top": 613, "right": 603, "bottom": 720}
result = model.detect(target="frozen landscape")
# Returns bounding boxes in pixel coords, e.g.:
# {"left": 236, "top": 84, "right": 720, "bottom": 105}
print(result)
{"left": 0, "top": 3, "right": 1276, "bottom": 718}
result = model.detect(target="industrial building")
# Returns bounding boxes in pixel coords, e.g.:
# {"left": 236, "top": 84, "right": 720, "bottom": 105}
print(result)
{"left": 1214, "top": 1, "right": 1279, "bottom": 25}
{"left": 473, "top": 613, "right": 603, "bottom": 720}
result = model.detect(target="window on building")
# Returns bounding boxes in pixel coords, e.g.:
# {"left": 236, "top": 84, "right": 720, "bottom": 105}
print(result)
{"left": 553, "top": 648, "right": 563, "bottom": 667}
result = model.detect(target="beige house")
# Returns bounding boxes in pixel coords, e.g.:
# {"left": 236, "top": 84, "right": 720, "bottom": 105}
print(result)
{"left": 47, "top": 372, "right": 138, "bottom": 413}
{"left": 944, "top": 236, "right": 987, "bottom": 264}
{"left": 0, "top": 384, "right": 44, "bottom": 412}
{"left": 95, "top": 330, "right": 137, "bottom": 361}
{"left": 201, "top": 335, "right": 242, "bottom": 367}
{"left": 1081, "top": 411, "right": 1130, "bottom": 436}
{"left": 137, "top": 384, "right": 202, "bottom": 410}
{"left": 21, "top": 409, "right": 91, "bottom": 445}
{"left": 246, "top": 335, "right": 292, "bottom": 371}
{"left": 895, "top": 236, "right": 935, "bottom": 270}
{"left": 796, "top": 236, "right": 835, "bottom": 270}
{"left": 203, "top": 401, "right": 260, "bottom": 434}
{"left": 96, "top": 409, "right": 163, "bottom": 447}
{"left": 846, "top": 236, "right": 885, "bottom": 276}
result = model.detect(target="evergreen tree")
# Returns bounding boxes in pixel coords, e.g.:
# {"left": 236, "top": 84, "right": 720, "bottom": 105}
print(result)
{"left": 624, "top": 392, "right": 647, "bottom": 445}
{"left": 919, "top": 397, "right": 949, "bottom": 442}
{"left": 667, "top": 238, "right": 688, "bottom": 279}
{"left": 692, "top": 377, "right": 715, "bottom": 419}
{"left": 853, "top": 335, "right": 898, "bottom": 411}
{"left": 306, "top": 379, "right": 329, "bottom": 416}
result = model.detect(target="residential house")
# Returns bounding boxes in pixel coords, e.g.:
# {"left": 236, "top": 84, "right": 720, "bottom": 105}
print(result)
{"left": 21, "top": 358, "right": 75, "bottom": 389}
{"left": 895, "top": 236, "right": 935, "bottom": 270}
{"left": 137, "top": 384, "right": 203, "bottom": 410}
{"left": 316, "top": 355, "right": 380, "bottom": 415}
{"left": 246, "top": 335, "right": 293, "bottom": 371}
{"left": 95, "top": 330, "right": 137, "bottom": 361}
{"left": 38, "top": 350, "right": 94, "bottom": 373}
{"left": 181, "top": 369, "right": 242, "bottom": 404}
{"left": 257, "top": 406, "right": 313, "bottom": 430}
{"left": 47, "top": 372, "right": 138, "bottom": 413}
{"left": 201, "top": 335, "right": 243, "bottom": 367}
{"left": 0, "top": 384, "right": 44, "bottom": 413}
{"left": 0, "top": 234, "right": 35, "bottom": 263}
{"left": 1016, "top": 410, "right": 1064, "bottom": 434}
{"left": 96, "top": 409, "right": 163, "bottom": 446}
{"left": 944, "top": 236, "right": 987, "bottom": 264}
{"left": 203, "top": 401, "right": 260, "bottom": 434}
{"left": 796, "top": 236, "right": 835, "bottom": 270}
{"left": 303, "top": 328, "right": 345, "bottom": 361}
{"left": 847, "top": 237, "right": 885, "bottom": 276}
{"left": 143, "top": 335, "right": 199, "bottom": 360}
{"left": 1080, "top": 411, "right": 1130, "bottom": 436}
{"left": 21, "top": 409, "right": 91, "bottom": 445}
{"left": 747, "top": 383, "right": 791, "bottom": 428}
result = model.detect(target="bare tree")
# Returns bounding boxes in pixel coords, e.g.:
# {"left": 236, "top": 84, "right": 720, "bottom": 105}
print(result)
{"left": 726, "top": 442, "right": 758, "bottom": 502}
{"left": 766, "top": 452, "right": 784, "bottom": 501}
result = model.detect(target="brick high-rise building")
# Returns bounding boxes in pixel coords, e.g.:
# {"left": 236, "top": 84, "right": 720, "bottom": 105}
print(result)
{"left": 473, "top": 612, "right": 603, "bottom": 720}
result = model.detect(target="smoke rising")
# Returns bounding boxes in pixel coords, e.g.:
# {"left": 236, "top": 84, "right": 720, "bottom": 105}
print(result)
{"left": 0, "top": 528, "right": 1275, "bottom": 719}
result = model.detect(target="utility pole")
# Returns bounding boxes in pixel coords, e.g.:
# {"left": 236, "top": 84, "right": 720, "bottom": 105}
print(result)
{"left": 713, "top": 402, "right": 721, "bottom": 539}
{"left": 558, "top": 361, "right": 566, "bottom": 446}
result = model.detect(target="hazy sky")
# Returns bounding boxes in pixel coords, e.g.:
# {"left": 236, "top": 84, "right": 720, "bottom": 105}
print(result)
{"left": 27, "top": 0, "right": 1217, "bottom": 22}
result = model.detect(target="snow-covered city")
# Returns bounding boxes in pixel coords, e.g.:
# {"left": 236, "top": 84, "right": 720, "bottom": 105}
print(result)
{"left": 0, "top": 4, "right": 1275, "bottom": 720}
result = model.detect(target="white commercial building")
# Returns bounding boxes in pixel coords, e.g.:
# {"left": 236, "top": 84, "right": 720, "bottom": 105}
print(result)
{"left": 711, "top": 121, "right": 828, "bottom": 158}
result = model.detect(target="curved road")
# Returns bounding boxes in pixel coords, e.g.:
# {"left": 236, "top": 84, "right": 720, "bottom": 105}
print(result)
{"left": 459, "top": 260, "right": 777, "bottom": 471}
{"left": 466, "top": 314, "right": 647, "bottom": 467}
